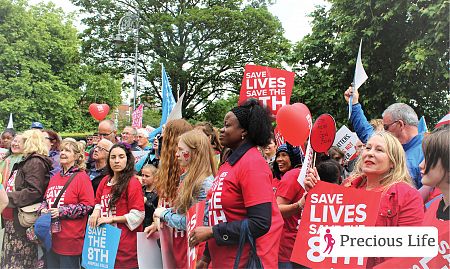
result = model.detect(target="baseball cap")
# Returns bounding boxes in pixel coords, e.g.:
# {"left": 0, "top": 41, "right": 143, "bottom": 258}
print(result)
{"left": 30, "top": 122, "right": 44, "bottom": 129}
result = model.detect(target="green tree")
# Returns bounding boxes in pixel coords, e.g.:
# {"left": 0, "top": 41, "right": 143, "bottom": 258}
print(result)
{"left": 142, "top": 108, "right": 162, "bottom": 129}
{"left": 195, "top": 94, "right": 238, "bottom": 127}
{"left": 0, "top": 0, "right": 121, "bottom": 132}
{"left": 71, "top": 0, "right": 290, "bottom": 118}
{"left": 290, "top": 0, "right": 448, "bottom": 127}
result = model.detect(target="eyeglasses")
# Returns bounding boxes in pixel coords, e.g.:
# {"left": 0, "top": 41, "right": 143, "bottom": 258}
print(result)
{"left": 98, "top": 131, "right": 113, "bottom": 137}
{"left": 95, "top": 145, "right": 110, "bottom": 153}
{"left": 383, "top": 120, "right": 399, "bottom": 130}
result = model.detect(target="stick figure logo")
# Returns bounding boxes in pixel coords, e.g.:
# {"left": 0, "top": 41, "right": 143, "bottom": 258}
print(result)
{"left": 323, "top": 228, "right": 336, "bottom": 254}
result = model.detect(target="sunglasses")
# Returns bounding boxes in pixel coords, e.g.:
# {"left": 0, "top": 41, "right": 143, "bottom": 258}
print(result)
{"left": 383, "top": 120, "right": 399, "bottom": 130}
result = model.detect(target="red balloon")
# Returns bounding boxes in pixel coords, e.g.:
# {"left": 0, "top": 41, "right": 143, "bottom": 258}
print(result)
{"left": 89, "top": 103, "right": 110, "bottom": 121}
{"left": 310, "top": 114, "right": 336, "bottom": 153}
{"left": 276, "top": 103, "right": 312, "bottom": 146}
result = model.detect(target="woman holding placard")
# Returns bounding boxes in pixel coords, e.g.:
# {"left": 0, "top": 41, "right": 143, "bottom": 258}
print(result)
{"left": 88, "top": 143, "right": 144, "bottom": 269}
{"left": 305, "top": 131, "right": 424, "bottom": 268}
{"left": 189, "top": 99, "right": 283, "bottom": 269}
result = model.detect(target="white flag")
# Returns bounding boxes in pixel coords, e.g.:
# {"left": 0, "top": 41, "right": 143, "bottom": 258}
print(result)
{"left": 349, "top": 39, "right": 369, "bottom": 119}
{"left": 166, "top": 92, "right": 185, "bottom": 122}
{"left": 6, "top": 113, "right": 13, "bottom": 129}
{"left": 353, "top": 39, "right": 368, "bottom": 90}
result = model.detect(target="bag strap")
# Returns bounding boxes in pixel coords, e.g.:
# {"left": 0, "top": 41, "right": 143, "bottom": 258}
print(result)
{"left": 52, "top": 172, "right": 78, "bottom": 208}
{"left": 233, "top": 219, "right": 249, "bottom": 269}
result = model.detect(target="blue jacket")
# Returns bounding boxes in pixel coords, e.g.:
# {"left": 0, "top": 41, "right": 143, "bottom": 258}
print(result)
{"left": 350, "top": 103, "right": 424, "bottom": 188}
{"left": 160, "top": 174, "right": 214, "bottom": 231}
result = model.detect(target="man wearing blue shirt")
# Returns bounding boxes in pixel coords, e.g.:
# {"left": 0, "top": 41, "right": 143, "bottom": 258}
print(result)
{"left": 344, "top": 86, "right": 424, "bottom": 189}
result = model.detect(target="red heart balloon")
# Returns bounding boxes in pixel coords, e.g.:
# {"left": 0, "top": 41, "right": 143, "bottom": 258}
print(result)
{"left": 310, "top": 114, "right": 336, "bottom": 153}
{"left": 276, "top": 103, "right": 312, "bottom": 146}
{"left": 89, "top": 103, "right": 110, "bottom": 121}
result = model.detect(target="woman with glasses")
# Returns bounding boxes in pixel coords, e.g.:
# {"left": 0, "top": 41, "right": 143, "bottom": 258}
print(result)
{"left": 0, "top": 134, "right": 24, "bottom": 186}
{"left": 42, "top": 129, "right": 61, "bottom": 176}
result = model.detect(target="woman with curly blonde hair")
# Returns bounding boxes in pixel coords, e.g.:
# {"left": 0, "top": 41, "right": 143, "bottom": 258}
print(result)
{"left": 305, "top": 131, "right": 424, "bottom": 268}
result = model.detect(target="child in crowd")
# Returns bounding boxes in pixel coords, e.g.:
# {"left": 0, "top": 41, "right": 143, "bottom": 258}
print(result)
{"left": 141, "top": 164, "right": 159, "bottom": 228}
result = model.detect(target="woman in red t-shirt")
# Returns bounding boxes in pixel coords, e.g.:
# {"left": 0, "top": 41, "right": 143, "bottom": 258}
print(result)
{"left": 305, "top": 131, "right": 424, "bottom": 268}
{"left": 41, "top": 140, "right": 95, "bottom": 268}
{"left": 88, "top": 143, "right": 145, "bottom": 269}
{"left": 189, "top": 99, "right": 283, "bottom": 269}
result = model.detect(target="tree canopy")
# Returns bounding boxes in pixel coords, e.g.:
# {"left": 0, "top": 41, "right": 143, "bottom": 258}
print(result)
{"left": 72, "top": 0, "right": 290, "bottom": 118}
{"left": 0, "top": 0, "right": 121, "bottom": 132}
{"left": 290, "top": 0, "right": 448, "bottom": 126}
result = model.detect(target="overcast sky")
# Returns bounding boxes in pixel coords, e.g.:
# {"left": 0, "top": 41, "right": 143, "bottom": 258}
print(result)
{"left": 29, "top": 0, "right": 330, "bottom": 43}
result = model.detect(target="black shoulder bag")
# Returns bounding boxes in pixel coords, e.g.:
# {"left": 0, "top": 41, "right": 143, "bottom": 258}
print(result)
{"left": 52, "top": 172, "right": 79, "bottom": 208}
{"left": 233, "top": 219, "right": 264, "bottom": 269}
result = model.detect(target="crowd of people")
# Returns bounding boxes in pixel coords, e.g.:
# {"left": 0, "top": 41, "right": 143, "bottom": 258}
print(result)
{"left": 0, "top": 87, "right": 447, "bottom": 269}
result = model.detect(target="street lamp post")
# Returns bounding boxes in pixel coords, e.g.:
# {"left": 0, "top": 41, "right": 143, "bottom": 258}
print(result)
{"left": 114, "top": 12, "right": 140, "bottom": 111}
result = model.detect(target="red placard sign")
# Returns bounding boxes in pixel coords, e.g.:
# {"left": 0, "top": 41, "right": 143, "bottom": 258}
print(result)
{"left": 186, "top": 201, "right": 206, "bottom": 269}
{"left": 291, "top": 181, "right": 381, "bottom": 268}
{"left": 310, "top": 114, "right": 336, "bottom": 153}
{"left": 239, "top": 64, "right": 295, "bottom": 115}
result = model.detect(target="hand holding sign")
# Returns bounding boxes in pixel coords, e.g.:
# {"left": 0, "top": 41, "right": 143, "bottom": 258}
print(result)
{"left": 310, "top": 114, "right": 336, "bottom": 153}
{"left": 89, "top": 103, "right": 110, "bottom": 121}
{"left": 276, "top": 103, "right": 312, "bottom": 146}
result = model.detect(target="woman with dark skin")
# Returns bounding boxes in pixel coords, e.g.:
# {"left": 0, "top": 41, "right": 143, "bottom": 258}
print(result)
{"left": 189, "top": 99, "right": 283, "bottom": 268}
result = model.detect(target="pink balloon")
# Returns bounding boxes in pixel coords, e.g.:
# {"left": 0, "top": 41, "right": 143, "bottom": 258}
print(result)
{"left": 276, "top": 103, "right": 312, "bottom": 146}
{"left": 89, "top": 103, "right": 110, "bottom": 121}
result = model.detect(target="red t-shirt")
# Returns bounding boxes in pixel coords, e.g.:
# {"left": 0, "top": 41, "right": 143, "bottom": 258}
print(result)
{"left": 275, "top": 168, "right": 304, "bottom": 262}
{"left": 44, "top": 171, "right": 95, "bottom": 255}
{"left": 207, "top": 147, "right": 283, "bottom": 268}
{"left": 96, "top": 176, "right": 144, "bottom": 269}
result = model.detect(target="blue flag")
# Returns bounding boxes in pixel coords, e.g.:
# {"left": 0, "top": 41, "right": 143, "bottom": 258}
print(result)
{"left": 418, "top": 116, "right": 428, "bottom": 133}
{"left": 160, "top": 65, "right": 176, "bottom": 126}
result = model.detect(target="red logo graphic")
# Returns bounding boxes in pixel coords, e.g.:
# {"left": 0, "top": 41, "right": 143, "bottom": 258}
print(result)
{"left": 324, "top": 229, "right": 336, "bottom": 254}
